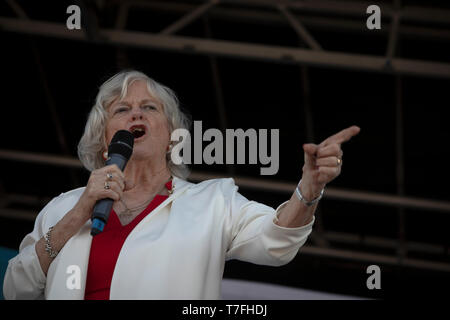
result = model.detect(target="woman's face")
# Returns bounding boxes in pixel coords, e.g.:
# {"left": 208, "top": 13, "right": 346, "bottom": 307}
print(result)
{"left": 105, "top": 80, "right": 170, "bottom": 162}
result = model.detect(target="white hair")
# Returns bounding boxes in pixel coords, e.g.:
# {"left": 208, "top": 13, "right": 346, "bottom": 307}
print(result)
{"left": 77, "top": 70, "right": 191, "bottom": 179}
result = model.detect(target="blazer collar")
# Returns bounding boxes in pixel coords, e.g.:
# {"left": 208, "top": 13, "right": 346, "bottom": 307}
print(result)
{"left": 171, "top": 175, "right": 192, "bottom": 194}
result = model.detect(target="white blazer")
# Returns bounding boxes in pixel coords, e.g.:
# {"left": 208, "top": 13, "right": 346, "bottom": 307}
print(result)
{"left": 3, "top": 177, "right": 314, "bottom": 300}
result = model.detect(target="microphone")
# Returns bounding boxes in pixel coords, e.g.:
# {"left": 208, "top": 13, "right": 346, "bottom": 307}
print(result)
{"left": 91, "top": 130, "right": 134, "bottom": 236}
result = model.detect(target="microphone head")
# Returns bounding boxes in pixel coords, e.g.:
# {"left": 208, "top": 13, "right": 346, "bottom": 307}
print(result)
{"left": 108, "top": 130, "right": 134, "bottom": 160}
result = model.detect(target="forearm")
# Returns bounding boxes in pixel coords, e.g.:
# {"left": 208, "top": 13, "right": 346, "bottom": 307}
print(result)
{"left": 35, "top": 203, "right": 90, "bottom": 276}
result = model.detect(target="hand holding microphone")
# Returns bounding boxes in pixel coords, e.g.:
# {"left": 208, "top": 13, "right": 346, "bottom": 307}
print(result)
{"left": 89, "top": 130, "right": 134, "bottom": 235}
{"left": 77, "top": 164, "right": 125, "bottom": 223}
{"left": 34, "top": 130, "right": 134, "bottom": 275}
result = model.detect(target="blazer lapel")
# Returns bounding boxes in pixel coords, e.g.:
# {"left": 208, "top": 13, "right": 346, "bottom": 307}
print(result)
{"left": 45, "top": 177, "right": 193, "bottom": 300}
{"left": 126, "top": 176, "right": 192, "bottom": 236}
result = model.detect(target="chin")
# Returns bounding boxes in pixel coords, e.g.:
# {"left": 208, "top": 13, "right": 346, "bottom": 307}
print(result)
{"left": 130, "top": 148, "right": 160, "bottom": 162}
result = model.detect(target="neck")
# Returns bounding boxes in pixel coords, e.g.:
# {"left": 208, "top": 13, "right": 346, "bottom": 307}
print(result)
{"left": 123, "top": 157, "right": 171, "bottom": 194}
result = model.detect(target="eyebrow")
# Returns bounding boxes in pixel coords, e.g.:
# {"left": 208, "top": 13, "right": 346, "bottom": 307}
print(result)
{"left": 141, "top": 99, "right": 160, "bottom": 105}
{"left": 110, "top": 99, "right": 161, "bottom": 110}
{"left": 114, "top": 99, "right": 160, "bottom": 108}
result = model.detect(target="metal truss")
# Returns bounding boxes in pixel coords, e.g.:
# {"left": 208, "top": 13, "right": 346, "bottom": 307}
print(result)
{"left": 1, "top": 0, "right": 450, "bottom": 78}
{"left": 1, "top": 0, "right": 450, "bottom": 273}
{"left": 1, "top": 149, "right": 450, "bottom": 272}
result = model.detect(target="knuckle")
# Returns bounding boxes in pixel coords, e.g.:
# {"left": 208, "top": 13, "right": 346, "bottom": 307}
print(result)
{"left": 316, "top": 149, "right": 322, "bottom": 158}
{"left": 110, "top": 181, "right": 119, "bottom": 189}
{"left": 332, "top": 144, "right": 340, "bottom": 153}
{"left": 104, "top": 164, "right": 116, "bottom": 172}
{"left": 107, "top": 192, "right": 115, "bottom": 201}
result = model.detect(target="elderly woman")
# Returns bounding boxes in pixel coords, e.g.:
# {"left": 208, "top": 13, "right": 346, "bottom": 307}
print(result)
{"left": 3, "top": 70, "right": 359, "bottom": 299}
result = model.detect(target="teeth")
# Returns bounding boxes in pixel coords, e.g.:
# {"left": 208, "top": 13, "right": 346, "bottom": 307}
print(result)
{"left": 131, "top": 126, "right": 145, "bottom": 138}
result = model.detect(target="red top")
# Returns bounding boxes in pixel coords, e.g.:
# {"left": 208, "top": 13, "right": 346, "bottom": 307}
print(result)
{"left": 84, "top": 180, "right": 172, "bottom": 300}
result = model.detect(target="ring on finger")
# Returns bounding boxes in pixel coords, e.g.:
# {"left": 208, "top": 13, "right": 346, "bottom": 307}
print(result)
{"left": 104, "top": 181, "right": 111, "bottom": 190}
{"left": 106, "top": 173, "right": 113, "bottom": 180}
{"left": 337, "top": 157, "right": 342, "bottom": 166}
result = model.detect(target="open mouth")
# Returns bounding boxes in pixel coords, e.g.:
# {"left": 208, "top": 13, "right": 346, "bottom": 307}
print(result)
{"left": 129, "top": 125, "right": 146, "bottom": 139}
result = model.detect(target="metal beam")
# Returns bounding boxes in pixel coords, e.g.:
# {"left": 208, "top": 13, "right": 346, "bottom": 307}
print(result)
{"left": 122, "top": 0, "right": 450, "bottom": 25}
{"left": 5, "top": 0, "right": 27, "bottom": 19}
{"left": 2, "top": 147, "right": 449, "bottom": 272}
{"left": 324, "top": 231, "right": 446, "bottom": 256}
{"left": 202, "top": 15, "right": 235, "bottom": 176}
{"left": 299, "top": 245, "right": 450, "bottom": 273}
{"left": 115, "top": 2, "right": 129, "bottom": 29}
{"left": 115, "top": 3, "right": 132, "bottom": 69}
{"left": 1, "top": 196, "right": 445, "bottom": 257}
{"left": 0, "top": 208, "right": 38, "bottom": 222}
{"left": 1, "top": 17, "right": 450, "bottom": 78}
{"left": 220, "top": 0, "right": 450, "bottom": 25}
{"left": 0, "top": 149, "right": 82, "bottom": 168}
{"left": 1, "top": 193, "right": 52, "bottom": 208}
{"left": 395, "top": 76, "right": 407, "bottom": 265}
{"left": 277, "top": 4, "right": 322, "bottom": 51}
{"left": 75, "top": 0, "right": 103, "bottom": 42}
{"left": 4, "top": 1, "right": 81, "bottom": 187}
{"left": 193, "top": 172, "right": 450, "bottom": 212}
{"left": 386, "top": 13, "right": 400, "bottom": 62}
{"left": 160, "top": 0, "right": 219, "bottom": 35}
{"left": 1, "top": 149, "right": 450, "bottom": 213}
{"left": 2, "top": 202, "right": 448, "bottom": 272}
{"left": 122, "top": 1, "right": 450, "bottom": 41}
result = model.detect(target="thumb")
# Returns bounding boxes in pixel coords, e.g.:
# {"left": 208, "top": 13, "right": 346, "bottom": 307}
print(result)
{"left": 303, "top": 143, "right": 318, "bottom": 168}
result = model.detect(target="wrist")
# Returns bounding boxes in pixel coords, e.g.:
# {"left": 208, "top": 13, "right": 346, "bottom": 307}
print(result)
{"left": 44, "top": 227, "right": 59, "bottom": 258}
{"left": 295, "top": 179, "right": 324, "bottom": 207}
{"left": 298, "top": 179, "right": 324, "bottom": 201}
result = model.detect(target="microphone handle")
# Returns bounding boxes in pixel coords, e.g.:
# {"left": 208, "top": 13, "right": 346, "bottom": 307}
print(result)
{"left": 91, "top": 153, "right": 128, "bottom": 236}
{"left": 105, "top": 153, "right": 128, "bottom": 171}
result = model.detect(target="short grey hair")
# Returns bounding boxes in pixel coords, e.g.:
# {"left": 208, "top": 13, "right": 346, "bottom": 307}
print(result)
{"left": 77, "top": 70, "right": 191, "bottom": 179}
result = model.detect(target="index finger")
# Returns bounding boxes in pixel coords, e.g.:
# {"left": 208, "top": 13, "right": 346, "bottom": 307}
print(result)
{"left": 320, "top": 125, "right": 360, "bottom": 147}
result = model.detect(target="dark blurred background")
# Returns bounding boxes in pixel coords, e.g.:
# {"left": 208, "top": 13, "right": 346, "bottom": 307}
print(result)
{"left": 0, "top": 0, "right": 449, "bottom": 299}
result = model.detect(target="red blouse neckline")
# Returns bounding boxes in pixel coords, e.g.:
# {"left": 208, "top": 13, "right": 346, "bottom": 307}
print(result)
{"left": 110, "top": 179, "right": 173, "bottom": 229}
{"left": 84, "top": 178, "right": 173, "bottom": 300}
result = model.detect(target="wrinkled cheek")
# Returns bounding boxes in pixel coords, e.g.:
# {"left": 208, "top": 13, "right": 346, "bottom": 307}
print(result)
{"left": 152, "top": 121, "right": 171, "bottom": 144}
{"left": 105, "top": 119, "right": 125, "bottom": 144}
{"left": 104, "top": 127, "right": 117, "bottom": 146}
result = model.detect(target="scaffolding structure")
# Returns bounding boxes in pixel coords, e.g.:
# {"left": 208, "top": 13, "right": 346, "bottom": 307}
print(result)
{"left": 1, "top": 0, "right": 450, "bottom": 276}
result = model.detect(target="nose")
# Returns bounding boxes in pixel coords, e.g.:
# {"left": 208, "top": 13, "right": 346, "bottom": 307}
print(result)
{"left": 131, "top": 107, "right": 143, "bottom": 121}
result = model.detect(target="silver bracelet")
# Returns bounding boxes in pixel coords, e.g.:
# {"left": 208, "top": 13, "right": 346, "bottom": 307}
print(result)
{"left": 295, "top": 179, "right": 324, "bottom": 207}
{"left": 44, "top": 226, "right": 59, "bottom": 258}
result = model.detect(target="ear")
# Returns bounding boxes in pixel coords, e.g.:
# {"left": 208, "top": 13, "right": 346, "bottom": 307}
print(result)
{"left": 102, "top": 135, "right": 109, "bottom": 160}
{"left": 103, "top": 131, "right": 109, "bottom": 150}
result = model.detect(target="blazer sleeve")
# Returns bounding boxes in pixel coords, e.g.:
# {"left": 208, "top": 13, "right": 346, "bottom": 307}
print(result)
{"left": 223, "top": 178, "right": 315, "bottom": 266}
{"left": 3, "top": 195, "right": 63, "bottom": 300}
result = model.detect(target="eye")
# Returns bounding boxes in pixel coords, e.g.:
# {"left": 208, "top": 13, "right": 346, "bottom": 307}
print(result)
{"left": 142, "top": 105, "right": 157, "bottom": 111}
{"left": 114, "top": 106, "right": 129, "bottom": 114}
